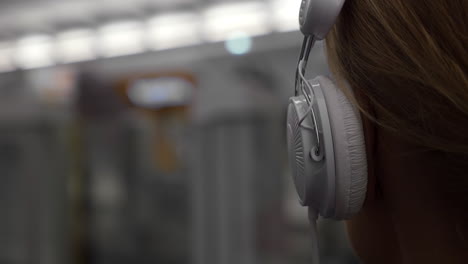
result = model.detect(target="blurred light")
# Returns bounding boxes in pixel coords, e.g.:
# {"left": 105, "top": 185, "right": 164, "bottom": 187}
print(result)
{"left": 14, "top": 35, "right": 54, "bottom": 69}
{"left": 56, "top": 29, "right": 96, "bottom": 63}
{"left": 147, "top": 12, "right": 201, "bottom": 50}
{"left": 0, "top": 0, "right": 301, "bottom": 71}
{"left": 203, "top": 1, "right": 270, "bottom": 41}
{"left": 98, "top": 21, "right": 145, "bottom": 58}
{"left": 225, "top": 32, "right": 252, "bottom": 56}
{"left": 128, "top": 77, "right": 193, "bottom": 109}
{"left": 272, "top": 0, "right": 301, "bottom": 32}
{"left": 0, "top": 43, "right": 15, "bottom": 72}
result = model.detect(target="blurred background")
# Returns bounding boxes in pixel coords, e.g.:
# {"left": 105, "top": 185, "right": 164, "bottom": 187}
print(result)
{"left": 0, "top": 0, "right": 359, "bottom": 264}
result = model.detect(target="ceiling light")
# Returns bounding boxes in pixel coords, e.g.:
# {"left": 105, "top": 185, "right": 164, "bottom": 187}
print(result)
{"left": 272, "top": 0, "right": 301, "bottom": 32}
{"left": 98, "top": 20, "right": 145, "bottom": 58}
{"left": 14, "top": 35, "right": 54, "bottom": 69}
{"left": 56, "top": 29, "right": 96, "bottom": 63}
{"left": 203, "top": 1, "right": 270, "bottom": 42}
{"left": 147, "top": 12, "right": 201, "bottom": 50}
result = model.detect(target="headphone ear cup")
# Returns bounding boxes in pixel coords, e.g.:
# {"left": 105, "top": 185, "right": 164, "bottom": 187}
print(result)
{"left": 316, "top": 76, "right": 368, "bottom": 220}
{"left": 287, "top": 94, "right": 334, "bottom": 210}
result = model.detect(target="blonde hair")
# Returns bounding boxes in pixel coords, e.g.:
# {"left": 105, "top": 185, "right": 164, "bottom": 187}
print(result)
{"left": 326, "top": 0, "right": 467, "bottom": 232}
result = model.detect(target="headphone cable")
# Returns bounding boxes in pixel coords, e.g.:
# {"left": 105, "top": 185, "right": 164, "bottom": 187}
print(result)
{"left": 308, "top": 207, "right": 320, "bottom": 264}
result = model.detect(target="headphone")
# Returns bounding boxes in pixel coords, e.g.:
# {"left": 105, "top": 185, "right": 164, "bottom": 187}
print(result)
{"left": 286, "top": 0, "right": 368, "bottom": 262}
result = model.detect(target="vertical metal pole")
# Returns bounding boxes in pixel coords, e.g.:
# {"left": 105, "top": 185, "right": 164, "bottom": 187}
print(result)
{"left": 191, "top": 119, "right": 262, "bottom": 264}
{"left": 216, "top": 125, "right": 229, "bottom": 264}
{"left": 192, "top": 127, "right": 205, "bottom": 264}
{"left": 238, "top": 123, "right": 255, "bottom": 264}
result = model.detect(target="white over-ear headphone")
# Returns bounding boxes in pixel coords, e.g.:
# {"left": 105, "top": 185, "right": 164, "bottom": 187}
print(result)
{"left": 287, "top": 0, "right": 368, "bottom": 262}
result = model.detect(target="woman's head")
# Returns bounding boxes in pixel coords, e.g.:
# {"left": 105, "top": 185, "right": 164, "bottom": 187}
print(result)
{"left": 326, "top": 0, "right": 468, "bottom": 262}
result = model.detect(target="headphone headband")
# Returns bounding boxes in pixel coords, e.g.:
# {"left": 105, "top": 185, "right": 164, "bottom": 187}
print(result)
{"left": 299, "top": 0, "right": 346, "bottom": 39}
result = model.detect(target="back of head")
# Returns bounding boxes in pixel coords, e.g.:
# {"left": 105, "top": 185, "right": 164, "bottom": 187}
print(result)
{"left": 326, "top": 0, "right": 468, "bottom": 259}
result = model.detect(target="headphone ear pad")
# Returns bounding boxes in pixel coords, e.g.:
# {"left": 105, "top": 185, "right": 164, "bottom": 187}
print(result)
{"left": 317, "top": 76, "right": 368, "bottom": 220}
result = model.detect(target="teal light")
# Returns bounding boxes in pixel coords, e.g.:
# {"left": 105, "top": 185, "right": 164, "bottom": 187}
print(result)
{"left": 224, "top": 32, "right": 252, "bottom": 55}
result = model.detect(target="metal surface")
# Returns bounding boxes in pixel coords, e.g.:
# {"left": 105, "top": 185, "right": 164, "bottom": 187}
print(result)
{"left": 294, "top": 36, "right": 321, "bottom": 155}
